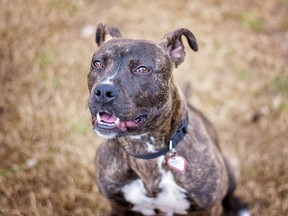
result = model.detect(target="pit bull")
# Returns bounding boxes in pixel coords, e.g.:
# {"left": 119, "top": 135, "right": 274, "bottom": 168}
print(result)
{"left": 87, "top": 23, "right": 249, "bottom": 216}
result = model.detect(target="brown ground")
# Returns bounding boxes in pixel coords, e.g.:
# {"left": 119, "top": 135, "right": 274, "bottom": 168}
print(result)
{"left": 0, "top": 0, "right": 287, "bottom": 215}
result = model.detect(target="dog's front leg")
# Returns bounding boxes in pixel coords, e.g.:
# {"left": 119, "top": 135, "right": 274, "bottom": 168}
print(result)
{"left": 95, "top": 142, "right": 141, "bottom": 215}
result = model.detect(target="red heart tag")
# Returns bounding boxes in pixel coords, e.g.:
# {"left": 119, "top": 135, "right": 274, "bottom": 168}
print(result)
{"left": 166, "top": 155, "right": 187, "bottom": 173}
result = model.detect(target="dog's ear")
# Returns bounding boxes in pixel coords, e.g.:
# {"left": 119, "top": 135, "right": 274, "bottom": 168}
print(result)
{"left": 95, "top": 23, "right": 122, "bottom": 47}
{"left": 160, "top": 28, "right": 198, "bottom": 68}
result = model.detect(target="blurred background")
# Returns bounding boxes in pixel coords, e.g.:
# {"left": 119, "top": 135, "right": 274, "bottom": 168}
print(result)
{"left": 0, "top": 0, "right": 287, "bottom": 215}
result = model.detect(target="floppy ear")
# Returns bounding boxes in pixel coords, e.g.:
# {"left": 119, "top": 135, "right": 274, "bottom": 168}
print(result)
{"left": 160, "top": 28, "right": 198, "bottom": 68}
{"left": 95, "top": 23, "right": 122, "bottom": 47}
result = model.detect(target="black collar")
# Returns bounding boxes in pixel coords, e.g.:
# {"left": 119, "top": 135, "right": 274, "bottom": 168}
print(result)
{"left": 130, "top": 113, "right": 189, "bottom": 160}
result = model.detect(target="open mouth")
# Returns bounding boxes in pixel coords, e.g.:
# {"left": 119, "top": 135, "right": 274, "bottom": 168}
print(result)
{"left": 92, "top": 112, "right": 147, "bottom": 131}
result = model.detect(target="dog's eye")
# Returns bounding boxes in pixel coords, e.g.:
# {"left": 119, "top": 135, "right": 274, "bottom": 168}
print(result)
{"left": 135, "top": 66, "right": 150, "bottom": 74}
{"left": 92, "top": 60, "right": 104, "bottom": 69}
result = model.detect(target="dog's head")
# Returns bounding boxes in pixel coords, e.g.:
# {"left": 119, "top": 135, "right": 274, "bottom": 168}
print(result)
{"left": 88, "top": 23, "right": 198, "bottom": 139}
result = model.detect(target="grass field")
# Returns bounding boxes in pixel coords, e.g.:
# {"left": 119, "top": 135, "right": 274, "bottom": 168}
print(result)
{"left": 0, "top": 0, "right": 287, "bottom": 215}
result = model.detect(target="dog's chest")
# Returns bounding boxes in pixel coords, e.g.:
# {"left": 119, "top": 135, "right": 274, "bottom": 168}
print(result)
{"left": 121, "top": 156, "right": 190, "bottom": 215}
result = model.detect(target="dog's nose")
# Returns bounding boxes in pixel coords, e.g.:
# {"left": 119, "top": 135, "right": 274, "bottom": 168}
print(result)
{"left": 94, "top": 84, "right": 119, "bottom": 103}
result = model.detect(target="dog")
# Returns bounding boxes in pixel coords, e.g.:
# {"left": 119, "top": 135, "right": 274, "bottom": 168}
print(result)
{"left": 87, "top": 23, "right": 250, "bottom": 216}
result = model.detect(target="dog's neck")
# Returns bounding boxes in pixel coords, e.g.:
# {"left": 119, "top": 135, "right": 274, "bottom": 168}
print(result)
{"left": 118, "top": 85, "right": 187, "bottom": 158}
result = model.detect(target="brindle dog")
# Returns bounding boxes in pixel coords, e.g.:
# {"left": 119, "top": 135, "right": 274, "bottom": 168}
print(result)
{"left": 87, "top": 23, "right": 249, "bottom": 216}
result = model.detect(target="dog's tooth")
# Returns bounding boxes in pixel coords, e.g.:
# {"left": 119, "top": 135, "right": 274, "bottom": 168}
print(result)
{"left": 115, "top": 118, "right": 120, "bottom": 125}
{"left": 97, "top": 113, "right": 101, "bottom": 121}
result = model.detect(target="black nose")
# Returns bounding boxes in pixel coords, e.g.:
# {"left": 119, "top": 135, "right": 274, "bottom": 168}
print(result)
{"left": 94, "top": 84, "right": 119, "bottom": 103}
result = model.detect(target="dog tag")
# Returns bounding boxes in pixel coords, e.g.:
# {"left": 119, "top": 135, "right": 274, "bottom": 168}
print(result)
{"left": 166, "top": 155, "right": 187, "bottom": 173}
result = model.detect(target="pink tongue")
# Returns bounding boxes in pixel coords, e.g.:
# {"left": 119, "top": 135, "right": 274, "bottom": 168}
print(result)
{"left": 100, "top": 113, "right": 118, "bottom": 123}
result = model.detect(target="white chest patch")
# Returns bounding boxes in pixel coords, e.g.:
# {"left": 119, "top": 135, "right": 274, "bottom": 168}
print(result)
{"left": 121, "top": 156, "right": 190, "bottom": 215}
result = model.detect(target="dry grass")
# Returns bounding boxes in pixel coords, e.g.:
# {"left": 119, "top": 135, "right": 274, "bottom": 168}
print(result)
{"left": 0, "top": 0, "right": 287, "bottom": 215}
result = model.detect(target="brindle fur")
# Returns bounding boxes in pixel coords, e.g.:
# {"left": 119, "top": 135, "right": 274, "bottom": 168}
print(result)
{"left": 88, "top": 23, "right": 247, "bottom": 216}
